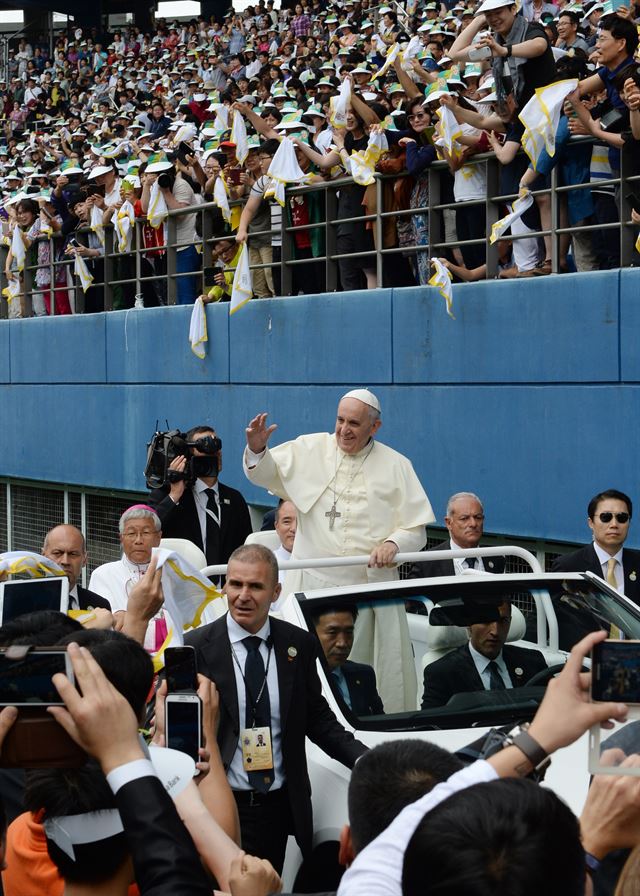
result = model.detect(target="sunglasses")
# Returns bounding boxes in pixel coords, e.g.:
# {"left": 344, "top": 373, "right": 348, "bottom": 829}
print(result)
{"left": 597, "top": 512, "right": 630, "bottom": 524}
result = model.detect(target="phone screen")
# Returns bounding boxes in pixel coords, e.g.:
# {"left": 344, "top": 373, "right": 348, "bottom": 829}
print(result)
{"left": 165, "top": 646, "right": 198, "bottom": 692}
{"left": 0, "top": 651, "right": 70, "bottom": 706}
{"left": 166, "top": 698, "right": 201, "bottom": 763}
{"left": 0, "top": 578, "right": 68, "bottom": 625}
{"left": 592, "top": 641, "right": 640, "bottom": 704}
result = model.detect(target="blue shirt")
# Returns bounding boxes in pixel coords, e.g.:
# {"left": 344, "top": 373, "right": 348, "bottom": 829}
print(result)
{"left": 596, "top": 55, "right": 634, "bottom": 170}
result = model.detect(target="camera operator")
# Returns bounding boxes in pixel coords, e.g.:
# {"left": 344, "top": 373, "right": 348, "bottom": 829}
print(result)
{"left": 140, "top": 153, "right": 200, "bottom": 306}
{"left": 148, "top": 425, "right": 252, "bottom": 569}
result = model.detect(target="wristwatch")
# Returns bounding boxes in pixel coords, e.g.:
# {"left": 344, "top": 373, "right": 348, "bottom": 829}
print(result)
{"left": 505, "top": 43, "right": 513, "bottom": 57}
{"left": 503, "top": 722, "right": 551, "bottom": 775}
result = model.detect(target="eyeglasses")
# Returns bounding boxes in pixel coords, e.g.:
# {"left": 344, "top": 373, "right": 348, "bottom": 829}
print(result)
{"left": 408, "top": 111, "right": 428, "bottom": 121}
{"left": 597, "top": 512, "right": 630, "bottom": 524}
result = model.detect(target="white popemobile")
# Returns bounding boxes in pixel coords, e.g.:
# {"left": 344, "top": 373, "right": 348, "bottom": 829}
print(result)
{"left": 206, "top": 545, "right": 640, "bottom": 889}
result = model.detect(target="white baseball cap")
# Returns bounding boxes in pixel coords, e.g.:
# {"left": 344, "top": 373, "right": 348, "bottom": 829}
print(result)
{"left": 475, "top": 0, "right": 516, "bottom": 13}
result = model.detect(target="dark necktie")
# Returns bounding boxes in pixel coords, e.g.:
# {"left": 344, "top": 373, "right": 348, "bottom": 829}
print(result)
{"left": 243, "top": 636, "right": 273, "bottom": 793}
{"left": 487, "top": 660, "right": 506, "bottom": 690}
{"left": 204, "top": 488, "right": 220, "bottom": 566}
{"left": 466, "top": 557, "right": 477, "bottom": 569}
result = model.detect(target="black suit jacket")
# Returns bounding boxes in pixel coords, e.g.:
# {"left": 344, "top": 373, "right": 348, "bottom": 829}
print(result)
{"left": 115, "top": 775, "right": 211, "bottom": 896}
{"left": 421, "top": 642, "right": 547, "bottom": 709}
{"left": 410, "top": 540, "right": 506, "bottom": 579}
{"left": 340, "top": 660, "right": 384, "bottom": 716}
{"left": 552, "top": 543, "right": 640, "bottom": 606}
{"left": 76, "top": 584, "right": 111, "bottom": 611}
{"left": 185, "top": 614, "right": 367, "bottom": 854}
{"left": 148, "top": 481, "right": 252, "bottom": 566}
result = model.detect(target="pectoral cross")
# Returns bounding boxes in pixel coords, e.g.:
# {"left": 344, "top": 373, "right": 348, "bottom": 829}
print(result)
{"left": 325, "top": 503, "right": 341, "bottom": 530}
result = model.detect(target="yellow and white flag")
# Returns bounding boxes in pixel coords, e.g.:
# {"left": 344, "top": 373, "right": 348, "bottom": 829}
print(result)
{"left": 90, "top": 203, "right": 105, "bottom": 247}
{"left": 518, "top": 78, "right": 578, "bottom": 169}
{"left": 330, "top": 76, "right": 351, "bottom": 127}
{"left": 147, "top": 179, "right": 168, "bottom": 229}
{"left": 266, "top": 137, "right": 306, "bottom": 207}
{"left": 0, "top": 551, "right": 64, "bottom": 578}
{"left": 189, "top": 296, "right": 208, "bottom": 359}
{"left": 213, "top": 105, "right": 229, "bottom": 132}
{"left": 115, "top": 199, "right": 135, "bottom": 253}
{"left": 231, "top": 110, "right": 249, "bottom": 164}
{"left": 229, "top": 243, "right": 253, "bottom": 314}
{"left": 151, "top": 546, "right": 225, "bottom": 635}
{"left": 401, "top": 34, "right": 422, "bottom": 69}
{"left": 74, "top": 252, "right": 94, "bottom": 292}
{"left": 490, "top": 189, "right": 534, "bottom": 244}
{"left": 429, "top": 257, "right": 455, "bottom": 319}
{"left": 10, "top": 225, "right": 25, "bottom": 272}
{"left": 349, "top": 130, "right": 389, "bottom": 185}
{"left": 213, "top": 175, "right": 231, "bottom": 224}
{"left": 370, "top": 43, "right": 400, "bottom": 81}
{"left": 2, "top": 276, "right": 21, "bottom": 312}
{"left": 436, "top": 106, "right": 464, "bottom": 157}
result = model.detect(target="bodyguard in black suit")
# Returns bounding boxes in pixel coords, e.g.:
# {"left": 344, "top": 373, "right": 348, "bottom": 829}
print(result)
{"left": 552, "top": 489, "right": 640, "bottom": 606}
{"left": 185, "top": 545, "right": 367, "bottom": 873}
{"left": 42, "top": 525, "right": 112, "bottom": 612}
{"left": 311, "top": 604, "right": 384, "bottom": 716}
{"left": 408, "top": 493, "right": 505, "bottom": 579}
{"left": 421, "top": 600, "right": 547, "bottom": 709}
{"left": 148, "top": 425, "right": 252, "bottom": 567}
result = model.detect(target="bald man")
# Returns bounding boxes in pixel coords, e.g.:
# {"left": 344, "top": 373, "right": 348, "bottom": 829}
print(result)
{"left": 244, "top": 389, "right": 434, "bottom": 711}
{"left": 42, "top": 525, "right": 112, "bottom": 612}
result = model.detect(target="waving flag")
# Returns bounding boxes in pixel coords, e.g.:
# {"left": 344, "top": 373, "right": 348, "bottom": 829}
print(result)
{"left": 265, "top": 137, "right": 306, "bottom": 207}
{"left": 213, "top": 175, "right": 231, "bottom": 224}
{"left": 229, "top": 243, "right": 253, "bottom": 314}
{"left": 189, "top": 296, "right": 208, "bottom": 359}
{"left": 429, "top": 257, "right": 455, "bottom": 319}
{"left": 0, "top": 551, "right": 64, "bottom": 578}
{"left": 330, "top": 76, "right": 351, "bottom": 128}
{"left": 231, "top": 110, "right": 249, "bottom": 164}
{"left": 74, "top": 252, "right": 94, "bottom": 292}
{"left": 490, "top": 190, "right": 534, "bottom": 244}
{"left": 115, "top": 199, "right": 135, "bottom": 253}
{"left": 90, "top": 203, "right": 105, "bottom": 247}
{"left": 10, "top": 225, "right": 25, "bottom": 272}
{"left": 518, "top": 79, "right": 578, "bottom": 169}
{"left": 147, "top": 180, "right": 168, "bottom": 229}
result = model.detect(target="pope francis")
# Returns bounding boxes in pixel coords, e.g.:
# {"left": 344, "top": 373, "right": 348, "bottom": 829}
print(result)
{"left": 243, "top": 388, "right": 435, "bottom": 711}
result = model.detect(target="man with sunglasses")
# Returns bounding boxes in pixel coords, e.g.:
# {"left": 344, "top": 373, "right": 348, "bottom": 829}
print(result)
{"left": 552, "top": 489, "right": 640, "bottom": 604}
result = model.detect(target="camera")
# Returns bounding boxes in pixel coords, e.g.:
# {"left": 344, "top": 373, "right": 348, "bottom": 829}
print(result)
{"left": 144, "top": 428, "right": 222, "bottom": 489}
{"left": 157, "top": 172, "right": 172, "bottom": 189}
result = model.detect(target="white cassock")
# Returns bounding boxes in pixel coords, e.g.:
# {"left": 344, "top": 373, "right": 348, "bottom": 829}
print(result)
{"left": 89, "top": 555, "right": 182, "bottom": 652}
{"left": 244, "top": 432, "right": 435, "bottom": 711}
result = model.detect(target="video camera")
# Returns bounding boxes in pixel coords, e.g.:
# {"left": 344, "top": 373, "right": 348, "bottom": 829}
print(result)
{"left": 144, "top": 428, "right": 222, "bottom": 490}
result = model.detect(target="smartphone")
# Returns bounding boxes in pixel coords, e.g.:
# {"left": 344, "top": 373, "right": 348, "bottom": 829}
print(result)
{"left": 165, "top": 645, "right": 198, "bottom": 692}
{"left": 68, "top": 237, "right": 80, "bottom": 248}
{"left": 203, "top": 267, "right": 217, "bottom": 287}
{"left": 165, "top": 693, "right": 202, "bottom": 767}
{"left": 468, "top": 45, "right": 492, "bottom": 61}
{"left": 591, "top": 640, "right": 640, "bottom": 704}
{"left": 177, "top": 141, "right": 192, "bottom": 164}
{"left": 227, "top": 167, "right": 242, "bottom": 186}
{"left": 625, "top": 192, "right": 640, "bottom": 215}
{"left": 0, "top": 649, "right": 73, "bottom": 707}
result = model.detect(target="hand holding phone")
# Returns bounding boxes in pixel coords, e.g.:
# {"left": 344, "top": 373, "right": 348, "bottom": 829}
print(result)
{"left": 165, "top": 693, "right": 203, "bottom": 768}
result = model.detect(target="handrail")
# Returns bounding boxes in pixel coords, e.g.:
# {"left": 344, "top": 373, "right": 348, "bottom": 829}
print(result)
{"left": 1, "top": 137, "right": 637, "bottom": 319}
{"left": 201, "top": 545, "right": 543, "bottom": 578}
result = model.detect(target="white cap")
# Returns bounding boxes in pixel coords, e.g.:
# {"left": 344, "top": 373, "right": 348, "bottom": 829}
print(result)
{"left": 341, "top": 388, "right": 381, "bottom": 412}
{"left": 475, "top": 0, "right": 515, "bottom": 12}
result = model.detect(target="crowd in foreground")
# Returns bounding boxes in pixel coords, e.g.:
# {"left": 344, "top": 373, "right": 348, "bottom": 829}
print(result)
{"left": 1, "top": 0, "right": 640, "bottom": 318}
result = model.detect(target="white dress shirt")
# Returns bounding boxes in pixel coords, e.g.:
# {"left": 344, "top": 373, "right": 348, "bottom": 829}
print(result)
{"left": 193, "top": 478, "right": 220, "bottom": 555}
{"left": 593, "top": 541, "right": 624, "bottom": 593}
{"left": 226, "top": 613, "right": 284, "bottom": 791}
{"left": 450, "top": 538, "right": 485, "bottom": 574}
{"left": 468, "top": 642, "right": 513, "bottom": 689}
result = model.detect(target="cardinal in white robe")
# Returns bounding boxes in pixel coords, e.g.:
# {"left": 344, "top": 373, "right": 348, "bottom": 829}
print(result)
{"left": 243, "top": 389, "right": 435, "bottom": 712}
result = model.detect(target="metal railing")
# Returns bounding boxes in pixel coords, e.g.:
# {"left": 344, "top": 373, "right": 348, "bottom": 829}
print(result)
{"left": 1, "top": 138, "right": 638, "bottom": 319}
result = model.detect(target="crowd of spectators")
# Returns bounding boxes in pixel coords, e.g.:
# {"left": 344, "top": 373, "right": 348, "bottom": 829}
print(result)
{"left": 0, "top": 0, "right": 639, "bottom": 318}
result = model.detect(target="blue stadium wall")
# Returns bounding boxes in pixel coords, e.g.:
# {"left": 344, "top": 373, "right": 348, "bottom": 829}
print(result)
{"left": 1, "top": 267, "right": 639, "bottom": 548}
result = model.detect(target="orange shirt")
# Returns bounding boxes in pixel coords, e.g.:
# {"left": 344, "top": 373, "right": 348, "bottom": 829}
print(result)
{"left": 2, "top": 811, "right": 140, "bottom": 896}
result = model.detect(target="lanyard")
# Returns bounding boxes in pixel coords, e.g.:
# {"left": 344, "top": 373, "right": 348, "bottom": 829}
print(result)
{"left": 231, "top": 637, "right": 273, "bottom": 728}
